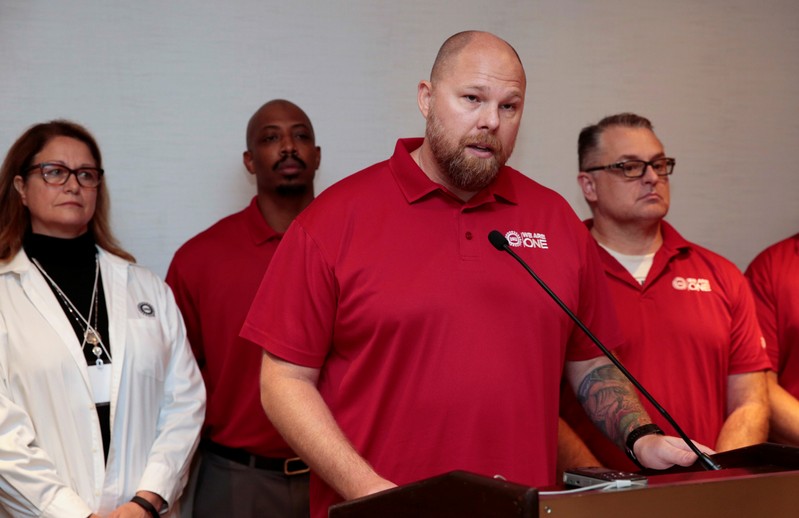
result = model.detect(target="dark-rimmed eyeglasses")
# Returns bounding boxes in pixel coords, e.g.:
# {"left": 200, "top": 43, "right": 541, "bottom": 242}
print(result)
{"left": 24, "top": 162, "right": 104, "bottom": 188}
{"left": 584, "top": 158, "right": 675, "bottom": 178}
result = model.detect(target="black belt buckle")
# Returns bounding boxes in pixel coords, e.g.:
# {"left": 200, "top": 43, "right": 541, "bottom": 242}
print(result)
{"left": 284, "top": 456, "right": 310, "bottom": 475}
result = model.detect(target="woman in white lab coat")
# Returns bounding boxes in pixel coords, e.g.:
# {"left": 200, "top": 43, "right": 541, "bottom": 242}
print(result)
{"left": 0, "top": 120, "right": 205, "bottom": 517}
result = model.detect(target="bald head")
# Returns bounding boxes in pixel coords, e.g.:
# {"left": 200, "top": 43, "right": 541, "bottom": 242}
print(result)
{"left": 430, "top": 31, "right": 525, "bottom": 85}
{"left": 246, "top": 99, "right": 315, "bottom": 151}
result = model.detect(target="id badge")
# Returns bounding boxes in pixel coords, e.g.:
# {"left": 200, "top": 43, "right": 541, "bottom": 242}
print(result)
{"left": 88, "top": 363, "right": 112, "bottom": 403}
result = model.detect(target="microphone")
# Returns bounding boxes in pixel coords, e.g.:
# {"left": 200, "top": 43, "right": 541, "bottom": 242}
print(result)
{"left": 487, "top": 230, "right": 721, "bottom": 471}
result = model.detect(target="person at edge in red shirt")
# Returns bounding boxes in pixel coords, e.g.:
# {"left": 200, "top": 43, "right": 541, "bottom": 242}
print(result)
{"left": 558, "top": 113, "right": 771, "bottom": 473}
{"left": 166, "top": 100, "right": 320, "bottom": 517}
{"left": 240, "top": 32, "right": 709, "bottom": 518}
{"left": 746, "top": 234, "right": 799, "bottom": 446}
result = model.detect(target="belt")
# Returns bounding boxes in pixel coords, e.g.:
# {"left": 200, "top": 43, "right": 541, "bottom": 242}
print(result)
{"left": 202, "top": 440, "right": 310, "bottom": 475}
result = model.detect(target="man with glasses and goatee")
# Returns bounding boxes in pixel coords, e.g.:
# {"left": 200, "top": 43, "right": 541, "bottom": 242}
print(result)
{"left": 559, "top": 113, "right": 771, "bottom": 473}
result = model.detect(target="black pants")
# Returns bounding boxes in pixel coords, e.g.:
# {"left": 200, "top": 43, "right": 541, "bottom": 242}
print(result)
{"left": 182, "top": 449, "right": 310, "bottom": 518}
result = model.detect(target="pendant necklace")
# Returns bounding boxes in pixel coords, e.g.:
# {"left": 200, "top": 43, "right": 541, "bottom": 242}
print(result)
{"left": 32, "top": 256, "right": 112, "bottom": 365}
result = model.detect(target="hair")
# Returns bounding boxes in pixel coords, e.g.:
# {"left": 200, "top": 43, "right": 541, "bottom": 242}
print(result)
{"left": 0, "top": 120, "right": 135, "bottom": 262}
{"left": 578, "top": 113, "right": 654, "bottom": 170}
{"left": 430, "top": 30, "right": 524, "bottom": 84}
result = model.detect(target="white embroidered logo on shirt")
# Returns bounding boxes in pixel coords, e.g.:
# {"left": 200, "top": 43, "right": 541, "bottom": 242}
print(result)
{"left": 671, "top": 277, "right": 712, "bottom": 292}
{"left": 505, "top": 231, "right": 549, "bottom": 249}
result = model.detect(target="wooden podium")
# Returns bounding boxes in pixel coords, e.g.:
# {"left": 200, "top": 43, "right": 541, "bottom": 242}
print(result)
{"left": 328, "top": 470, "right": 538, "bottom": 517}
{"left": 329, "top": 443, "right": 799, "bottom": 518}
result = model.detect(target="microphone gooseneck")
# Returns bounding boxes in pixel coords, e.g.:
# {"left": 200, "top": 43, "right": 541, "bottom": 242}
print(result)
{"left": 487, "top": 230, "right": 721, "bottom": 471}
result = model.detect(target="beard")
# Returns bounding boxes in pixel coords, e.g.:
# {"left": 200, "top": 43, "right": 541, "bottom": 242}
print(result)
{"left": 275, "top": 183, "right": 310, "bottom": 197}
{"left": 425, "top": 109, "right": 510, "bottom": 193}
{"left": 272, "top": 153, "right": 312, "bottom": 198}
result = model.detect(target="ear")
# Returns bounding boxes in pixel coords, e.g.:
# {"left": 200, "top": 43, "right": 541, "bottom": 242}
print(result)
{"left": 417, "top": 80, "right": 432, "bottom": 118}
{"left": 13, "top": 176, "right": 28, "bottom": 206}
{"left": 313, "top": 146, "right": 321, "bottom": 170}
{"left": 577, "top": 172, "right": 598, "bottom": 203}
{"left": 243, "top": 150, "right": 255, "bottom": 176}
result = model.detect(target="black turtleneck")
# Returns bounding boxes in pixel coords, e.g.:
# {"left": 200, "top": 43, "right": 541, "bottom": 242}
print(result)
{"left": 23, "top": 231, "right": 111, "bottom": 364}
{"left": 23, "top": 231, "right": 112, "bottom": 462}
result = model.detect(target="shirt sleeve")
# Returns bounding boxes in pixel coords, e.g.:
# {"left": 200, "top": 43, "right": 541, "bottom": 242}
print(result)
{"left": 241, "top": 221, "right": 337, "bottom": 368}
{"left": 136, "top": 276, "right": 206, "bottom": 507}
{"left": 745, "top": 251, "right": 780, "bottom": 371}
{"left": 727, "top": 265, "right": 772, "bottom": 374}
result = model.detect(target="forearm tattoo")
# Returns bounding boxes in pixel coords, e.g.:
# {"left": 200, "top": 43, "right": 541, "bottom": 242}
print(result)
{"left": 577, "top": 364, "right": 649, "bottom": 447}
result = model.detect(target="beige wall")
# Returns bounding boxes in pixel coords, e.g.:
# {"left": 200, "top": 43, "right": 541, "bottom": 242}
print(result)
{"left": 1, "top": 0, "right": 797, "bottom": 274}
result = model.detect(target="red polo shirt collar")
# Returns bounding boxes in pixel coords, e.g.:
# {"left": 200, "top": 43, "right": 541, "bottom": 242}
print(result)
{"left": 389, "top": 138, "right": 519, "bottom": 208}
{"left": 244, "top": 196, "right": 281, "bottom": 245}
{"left": 584, "top": 218, "right": 692, "bottom": 288}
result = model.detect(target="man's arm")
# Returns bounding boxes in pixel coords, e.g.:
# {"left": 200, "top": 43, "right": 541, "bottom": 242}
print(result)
{"left": 764, "top": 372, "right": 799, "bottom": 445}
{"left": 564, "top": 356, "right": 705, "bottom": 469}
{"left": 260, "top": 351, "right": 396, "bottom": 500}
{"left": 557, "top": 418, "right": 602, "bottom": 476}
{"left": 715, "top": 371, "right": 769, "bottom": 451}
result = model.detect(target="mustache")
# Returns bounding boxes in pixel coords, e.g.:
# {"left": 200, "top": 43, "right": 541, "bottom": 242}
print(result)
{"left": 274, "top": 153, "right": 307, "bottom": 170}
{"left": 461, "top": 134, "right": 503, "bottom": 154}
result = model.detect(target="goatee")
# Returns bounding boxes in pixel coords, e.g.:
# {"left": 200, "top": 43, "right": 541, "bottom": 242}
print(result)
{"left": 276, "top": 184, "right": 310, "bottom": 197}
{"left": 426, "top": 110, "right": 509, "bottom": 192}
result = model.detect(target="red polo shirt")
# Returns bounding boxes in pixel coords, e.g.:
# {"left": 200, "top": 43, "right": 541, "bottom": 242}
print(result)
{"left": 561, "top": 221, "right": 770, "bottom": 470}
{"left": 167, "top": 198, "right": 295, "bottom": 457}
{"left": 746, "top": 233, "right": 799, "bottom": 396}
{"left": 242, "top": 139, "right": 623, "bottom": 517}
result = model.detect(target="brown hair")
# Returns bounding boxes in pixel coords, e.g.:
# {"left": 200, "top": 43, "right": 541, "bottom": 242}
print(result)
{"left": 0, "top": 120, "right": 135, "bottom": 262}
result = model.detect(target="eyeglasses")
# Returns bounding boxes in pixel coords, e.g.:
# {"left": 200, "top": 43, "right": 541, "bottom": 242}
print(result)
{"left": 584, "top": 158, "right": 676, "bottom": 179}
{"left": 25, "top": 162, "right": 104, "bottom": 188}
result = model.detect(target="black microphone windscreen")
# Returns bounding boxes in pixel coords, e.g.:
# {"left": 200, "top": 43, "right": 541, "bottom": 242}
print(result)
{"left": 488, "top": 230, "right": 509, "bottom": 251}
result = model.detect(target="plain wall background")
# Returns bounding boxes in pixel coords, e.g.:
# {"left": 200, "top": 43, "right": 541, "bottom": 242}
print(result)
{"left": 1, "top": 0, "right": 797, "bottom": 276}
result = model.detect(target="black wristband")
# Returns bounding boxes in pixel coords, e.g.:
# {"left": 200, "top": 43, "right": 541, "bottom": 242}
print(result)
{"left": 130, "top": 495, "right": 160, "bottom": 518}
{"left": 624, "top": 423, "right": 664, "bottom": 469}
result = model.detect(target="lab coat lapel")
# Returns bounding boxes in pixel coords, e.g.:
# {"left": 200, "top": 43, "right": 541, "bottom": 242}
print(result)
{"left": 16, "top": 252, "right": 93, "bottom": 391}
{"left": 98, "top": 250, "right": 127, "bottom": 427}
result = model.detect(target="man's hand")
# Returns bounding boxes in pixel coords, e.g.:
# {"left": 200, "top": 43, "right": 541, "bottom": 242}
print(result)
{"left": 359, "top": 477, "right": 398, "bottom": 499}
{"left": 261, "top": 351, "right": 397, "bottom": 501}
{"left": 635, "top": 434, "right": 715, "bottom": 470}
{"left": 106, "top": 502, "right": 148, "bottom": 518}
{"left": 107, "top": 491, "right": 164, "bottom": 518}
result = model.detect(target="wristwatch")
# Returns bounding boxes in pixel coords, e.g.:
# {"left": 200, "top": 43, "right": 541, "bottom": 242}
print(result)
{"left": 624, "top": 423, "right": 664, "bottom": 469}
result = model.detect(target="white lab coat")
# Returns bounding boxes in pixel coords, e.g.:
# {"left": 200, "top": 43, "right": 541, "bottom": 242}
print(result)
{"left": 0, "top": 248, "right": 205, "bottom": 517}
